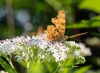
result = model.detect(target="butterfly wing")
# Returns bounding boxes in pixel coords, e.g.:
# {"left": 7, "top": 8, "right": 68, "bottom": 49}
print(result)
{"left": 45, "top": 25, "right": 60, "bottom": 41}
{"left": 52, "top": 10, "right": 66, "bottom": 38}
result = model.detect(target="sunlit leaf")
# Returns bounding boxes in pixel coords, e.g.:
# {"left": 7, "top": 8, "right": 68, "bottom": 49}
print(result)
{"left": 62, "top": 58, "right": 75, "bottom": 73}
{"left": 44, "top": 0, "right": 63, "bottom": 10}
{"left": 78, "top": 0, "right": 100, "bottom": 13}
{"left": 74, "top": 65, "right": 92, "bottom": 73}
{"left": 27, "top": 62, "right": 44, "bottom": 73}
{"left": 66, "top": 18, "right": 100, "bottom": 29}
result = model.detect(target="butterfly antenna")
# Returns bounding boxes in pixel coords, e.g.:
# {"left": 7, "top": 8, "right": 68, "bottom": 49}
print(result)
{"left": 69, "top": 32, "right": 87, "bottom": 38}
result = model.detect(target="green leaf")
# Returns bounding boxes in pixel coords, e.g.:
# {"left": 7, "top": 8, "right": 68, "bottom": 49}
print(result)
{"left": 0, "top": 58, "right": 17, "bottom": 73}
{"left": 17, "top": 60, "right": 27, "bottom": 68}
{"left": 62, "top": 57, "right": 75, "bottom": 73}
{"left": 74, "top": 65, "right": 92, "bottom": 73}
{"left": 66, "top": 19, "right": 100, "bottom": 29}
{"left": 78, "top": 0, "right": 100, "bottom": 13}
{"left": 91, "top": 32, "right": 100, "bottom": 37}
{"left": 44, "top": 0, "right": 63, "bottom": 10}
{"left": 27, "top": 62, "right": 44, "bottom": 73}
{"left": 45, "top": 62, "right": 54, "bottom": 73}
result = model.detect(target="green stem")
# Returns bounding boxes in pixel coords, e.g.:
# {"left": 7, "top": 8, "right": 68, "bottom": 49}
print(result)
{"left": 7, "top": 57, "right": 16, "bottom": 70}
{"left": 27, "top": 62, "right": 30, "bottom": 69}
{"left": 26, "top": 62, "right": 31, "bottom": 73}
{"left": 9, "top": 61, "right": 15, "bottom": 69}
{"left": 24, "top": 46, "right": 33, "bottom": 61}
{"left": 6, "top": 56, "right": 17, "bottom": 73}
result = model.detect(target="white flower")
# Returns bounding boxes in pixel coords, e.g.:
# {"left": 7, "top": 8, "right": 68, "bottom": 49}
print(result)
{"left": 37, "top": 36, "right": 49, "bottom": 50}
{"left": 47, "top": 42, "right": 68, "bottom": 62}
{"left": 65, "top": 41, "right": 80, "bottom": 48}
{"left": 0, "top": 39, "right": 14, "bottom": 55}
{"left": 15, "top": 55, "right": 23, "bottom": 62}
{"left": 26, "top": 35, "right": 49, "bottom": 50}
{"left": 74, "top": 42, "right": 92, "bottom": 56}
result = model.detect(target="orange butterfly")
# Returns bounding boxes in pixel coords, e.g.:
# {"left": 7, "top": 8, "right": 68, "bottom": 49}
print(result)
{"left": 45, "top": 10, "right": 87, "bottom": 42}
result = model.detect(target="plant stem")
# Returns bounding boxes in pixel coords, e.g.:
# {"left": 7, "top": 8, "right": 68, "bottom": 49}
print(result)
{"left": 26, "top": 62, "right": 31, "bottom": 73}
{"left": 9, "top": 61, "right": 15, "bottom": 69}
{"left": 6, "top": 56, "right": 17, "bottom": 72}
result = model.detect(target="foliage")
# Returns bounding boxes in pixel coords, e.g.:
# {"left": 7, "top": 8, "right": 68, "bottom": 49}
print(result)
{"left": 67, "top": 16, "right": 100, "bottom": 29}
{"left": 78, "top": 0, "right": 100, "bottom": 13}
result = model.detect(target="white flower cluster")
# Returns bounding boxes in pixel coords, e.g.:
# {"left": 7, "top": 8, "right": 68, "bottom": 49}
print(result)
{"left": 0, "top": 35, "right": 85, "bottom": 63}
{"left": 74, "top": 42, "right": 92, "bottom": 56}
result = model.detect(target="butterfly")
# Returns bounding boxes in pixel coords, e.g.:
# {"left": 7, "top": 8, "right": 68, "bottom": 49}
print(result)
{"left": 45, "top": 10, "right": 87, "bottom": 42}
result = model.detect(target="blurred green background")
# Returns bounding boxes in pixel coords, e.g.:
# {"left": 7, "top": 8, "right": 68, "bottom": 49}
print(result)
{"left": 0, "top": 0, "right": 100, "bottom": 73}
